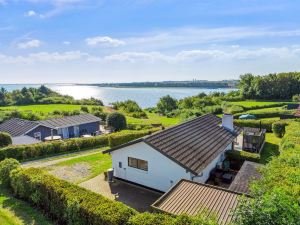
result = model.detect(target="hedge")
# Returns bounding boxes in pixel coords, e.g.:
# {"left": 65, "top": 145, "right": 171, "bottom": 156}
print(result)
{"left": 226, "top": 150, "right": 260, "bottom": 164}
{"left": 233, "top": 107, "right": 294, "bottom": 119}
{"left": 234, "top": 119, "right": 277, "bottom": 132}
{"left": 10, "top": 167, "right": 137, "bottom": 225}
{"left": 272, "top": 121, "right": 287, "bottom": 138}
{"left": 0, "top": 129, "right": 158, "bottom": 162}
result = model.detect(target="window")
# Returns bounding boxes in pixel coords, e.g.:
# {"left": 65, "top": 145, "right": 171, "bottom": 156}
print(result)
{"left": 119, "top": 162, "right": 122, "bottom": 168}
{"left": 34, "top": 132, "right": 41, "bottom": 140}
{"left": 128, "top": 157, "right": 148, "bottom": 171}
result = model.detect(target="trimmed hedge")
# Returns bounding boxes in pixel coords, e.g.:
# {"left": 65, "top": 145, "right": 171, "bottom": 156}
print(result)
{"left": 234, "top": 119, "right": 277, "bottom": 132}
{"left": 0, "top": 158, "right": 20, "bottom": 187}
{"left": 234, "top": 107, "right": 294, "bottom": 119}
{"left": 272, "top": 121, "right": 287, "bottom": 138}
{"left": 10, "top": 167, "right": 137, "bottom": 225}
{"left": 226, "top": 150, "right": 260, "bottom": 164}
{"left": 0, "top": 129, "right": 158, "bottom": 161}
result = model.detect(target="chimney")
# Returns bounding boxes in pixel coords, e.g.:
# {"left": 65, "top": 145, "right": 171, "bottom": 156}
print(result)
{"left": 222, "top": 114, "right": 234, "bottom": 131}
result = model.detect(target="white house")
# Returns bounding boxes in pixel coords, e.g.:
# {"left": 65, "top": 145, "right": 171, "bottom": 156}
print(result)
{"left": 103, "top": 113, "right": 242, "bottom": 192}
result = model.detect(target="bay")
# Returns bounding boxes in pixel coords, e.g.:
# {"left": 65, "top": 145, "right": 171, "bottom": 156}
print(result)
{"left": 0, "top": 84, "right": 236, "bottom": 108}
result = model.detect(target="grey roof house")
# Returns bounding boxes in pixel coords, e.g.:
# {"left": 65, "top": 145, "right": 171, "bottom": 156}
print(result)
{"left": 0, "top": 114, "right": 102, "bottom": 145}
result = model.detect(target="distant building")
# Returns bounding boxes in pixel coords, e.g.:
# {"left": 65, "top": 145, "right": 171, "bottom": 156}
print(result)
{"left": 0, "top": 114, "right": 102, "bottom": 145}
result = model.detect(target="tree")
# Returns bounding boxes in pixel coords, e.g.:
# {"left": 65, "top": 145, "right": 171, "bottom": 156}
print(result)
{"left": 0, "top": 132, "right": 12, "bottom": 147}
{"left": 106, "top": 112, "right": 127, "bottom": 131}
{"left": 157, "top": 95, "right": 178, "bottom": 115}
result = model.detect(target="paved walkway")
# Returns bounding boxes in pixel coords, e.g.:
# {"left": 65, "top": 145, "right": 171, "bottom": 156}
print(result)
{"left": 80, "top": 174, "right": 162, "bottom": 212}
{"left": 22, "top": 149, "right": 102, "bottom": 168}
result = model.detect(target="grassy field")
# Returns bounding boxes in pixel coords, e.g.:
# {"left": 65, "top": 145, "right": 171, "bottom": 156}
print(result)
{"left": 260, "top": 133, "right": 281, "bottom": 164}
{"left": 45, "top": 148, "right": 112, "bottom": 184}
{"left": 229, "top": 101, "right": 291, "bottom": 108}
{"left": 127, "top": 112, "right": 180, "bottom": 127}
{"left": 0, "top": 186, "right": 52, "bottom": 225}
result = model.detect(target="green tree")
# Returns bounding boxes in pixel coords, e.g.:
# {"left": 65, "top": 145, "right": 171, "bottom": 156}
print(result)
{"left": 0, "top": 132, "right": 12, "bottom": 147}
{"left": 106, "top": 112, "right": 127, "bottom": 131}
{"left": 157, "top": 95, "right": 178, "bottom": 115}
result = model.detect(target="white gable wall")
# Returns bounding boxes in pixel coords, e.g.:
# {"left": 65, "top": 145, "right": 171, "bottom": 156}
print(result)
{"left": 110, "top": 141, "right": 233, "bottom": 192}
{"left": 111, "top": 142, "right": 192, "bottom": 192}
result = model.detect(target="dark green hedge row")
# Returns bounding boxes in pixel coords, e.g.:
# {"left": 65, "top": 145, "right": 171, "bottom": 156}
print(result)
{"left": 0, "top": 129, "right": 158, "bottom": 161}
{"left": 10, "top": 167, "right": 136, "bottom": 225}
{"left": 241, "top": 103, "right": 287, "bottom": 111}
{"left": 226, "top": 150, "right": 260, "bottom": 164}
{"left": 234, "top": 119, "right": 277, "bottom": 132}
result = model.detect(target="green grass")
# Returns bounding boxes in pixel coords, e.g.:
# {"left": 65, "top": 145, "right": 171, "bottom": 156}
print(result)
{"left": 260, "top": 133, "right": 281, "bottom": 164}
{"left": 229, "top": 101, "right": 291, "bottom": 108}
{"left": 0, "top": 104, "right": 98, "bottom": 113}
{"left": 51, "top": 147, "right": 111, "bottom": 184}
{"left": 0, "top": 186, "right": 53, "bottom": 225}
{"left": 127, "top": 112, "right": 180, "bottom": 127}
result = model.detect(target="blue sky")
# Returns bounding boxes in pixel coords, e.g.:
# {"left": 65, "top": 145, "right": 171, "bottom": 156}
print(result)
{"left": 1, "top": 0, "right": 300, "bottom": 83}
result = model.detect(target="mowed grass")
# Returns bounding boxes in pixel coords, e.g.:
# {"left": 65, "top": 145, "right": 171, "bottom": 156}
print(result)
{"left": 51, "top": 148, "right": 111, "bottom": 184}
{"left": 229, "top": 101, "right": 290, "bottom": 108}
{"left": 0, "top": 186, "right": 53, "bottom": 225}
{"left": 127, "top": 112, "right": 180, "bottom": 127}
{"left": 260, "top": 133, "right": 281, "bottom": 164}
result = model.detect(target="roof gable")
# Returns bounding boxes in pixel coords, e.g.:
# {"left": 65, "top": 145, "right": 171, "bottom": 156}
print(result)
{"left": 105, "top": 114, "right": 241, "bottom": 174}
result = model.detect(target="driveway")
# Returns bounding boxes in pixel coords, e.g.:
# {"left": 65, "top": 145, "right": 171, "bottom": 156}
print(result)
{"left": 80, "top": 174, "right": 162, "bottom": 212}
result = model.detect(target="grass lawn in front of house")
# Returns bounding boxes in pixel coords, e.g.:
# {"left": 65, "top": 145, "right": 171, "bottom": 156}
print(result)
{"left": 45, "top": 147, "right": 111, "bottom": 184}
{"left": 0, "top": 186, "right": 53, "bottom": 225}
{"left": 260, "top": 133, "right": 281, "bottom": 164}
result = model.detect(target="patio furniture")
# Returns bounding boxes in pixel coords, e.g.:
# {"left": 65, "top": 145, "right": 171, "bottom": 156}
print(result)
{"left": 44, "top": 135, "right": 62, "bottom": 141}
{"left": 222, "top": 173, "right": 235, "bottom": 183}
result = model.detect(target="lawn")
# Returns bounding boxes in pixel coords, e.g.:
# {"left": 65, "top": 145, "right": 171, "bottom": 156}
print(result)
{"left": 260, "top": 133, "right": 281, "bottom": 164}
{"left": 0, "top": 186, "right": 53, "bottom": 225}
{"left": 45, "top": 147, "right": 111, "bottom": 184}
{"left": 229, "top": 101, "right": 291, "bottom": 108}
{"left": 0, "top": 104, "right": 98, "bottom": 113}
{"left": 127, "top": 112, "right": 180, "bottom": 127}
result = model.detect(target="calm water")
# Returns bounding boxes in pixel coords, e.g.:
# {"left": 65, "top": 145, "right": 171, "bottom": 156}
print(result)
{"left": 0, "top": 84, "right": 236, "bottom": 108}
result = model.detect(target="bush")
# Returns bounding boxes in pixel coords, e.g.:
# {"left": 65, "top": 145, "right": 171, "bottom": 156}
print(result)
{"left": 226, "top": 150, "right": 260, "bottom": 165}
{"left": 0, "top": 132, "right": 12, "bottom": 147}
{"left": 107, "top": 112, "right": 127, "bottom": 131}
{"left": 10, "top": 168, "right": 136, "bottom": 225}
{"left": 80, "top": 105, "right": 89, "bottom": 113}
{"left": 234, "top": 119, "right": 276, "bottom": 132}
{"left": 0, "top": 158, "right": 20, "bottom": 187}
{"left": 108, "top": 129, "right": 157, "bottom": 148}
{"left": 272, "top": 121, "right": 287, "bottom": 138}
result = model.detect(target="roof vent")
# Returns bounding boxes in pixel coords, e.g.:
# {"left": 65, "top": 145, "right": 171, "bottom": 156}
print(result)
{"left": 222, "top": 114, "right": 233, "bottom": 131}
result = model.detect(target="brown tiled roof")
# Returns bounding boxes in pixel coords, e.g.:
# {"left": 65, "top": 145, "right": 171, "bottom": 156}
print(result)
{"left": 0, "top": 118, "right": 39, "bottom": 137}
{"left": 152, "top": 179, "right": 242, "bottom": 225}
{"left": 105, "top": 114, "right": 241, "bottom": 174}
{"left": 229, "top": 161, "right": 262, "bottom": 195}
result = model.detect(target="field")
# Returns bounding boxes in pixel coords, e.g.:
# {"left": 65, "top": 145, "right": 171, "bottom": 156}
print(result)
{"left": 229, "top": 101, "right": 291, "bottom": 108}
{"left": 127, "top": 112, "right": 180, "bottom": 127}
{"left": 0, "top": 186, "right": 52, "bottom": 225}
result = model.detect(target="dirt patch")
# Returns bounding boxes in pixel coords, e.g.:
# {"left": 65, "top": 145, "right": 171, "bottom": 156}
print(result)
{"left": 48, "top": 163, "right": 91, "bottom": 183}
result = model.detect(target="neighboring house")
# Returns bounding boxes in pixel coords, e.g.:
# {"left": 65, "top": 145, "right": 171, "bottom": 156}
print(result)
{"left": 104, "top": 114, "right": 242, "bottom": 192}
{"left": 152, "top": 179, "right": 243, "bottom": 225}
{"left": 0, "top": 114, "right": 102, "bottom": 145}
{"left": 229, "top": 161, "right": 262, "bottom": 194}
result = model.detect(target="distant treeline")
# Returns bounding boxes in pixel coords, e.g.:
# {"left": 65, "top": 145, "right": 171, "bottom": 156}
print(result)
{"left": 239, "top": 72, "right": 300, "bottom": 100}
{"left": 81, "top": 80, "right": 238, "bottom": 88}
{"left": 0, "top": 85, "right": 103, "bottom": 106}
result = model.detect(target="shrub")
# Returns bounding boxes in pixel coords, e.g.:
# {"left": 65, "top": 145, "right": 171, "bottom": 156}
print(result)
{"left": 10, "top": 168, "right": 137, "bottom": 225}
{"left": 107, "top": 112, "right": 127, "bottom": 131}
{"left": 157, "top": 95, "right": 178, "bottom": 115}
{"left": 226, "top": 150, "right": 260, "bottom": 165}
{"left": 80, "top": 105, "right": 89, "bottom": 113}
{"left": 292, "top": 94, "right": 300, "bottom": 102}
{"left": 0, "top": 158, "right": 20, "bottom": 187}
{"left": 0, "top": 132, "right": 12, "bottom": 147}
{"left": 234, "top": 119, "right": 276, "bottom": 132}
{"left": 108, "top": 129, "right": 156, "bottom": 148}
{"left": 272, "top": 121, "right": 287, "bottom": 138}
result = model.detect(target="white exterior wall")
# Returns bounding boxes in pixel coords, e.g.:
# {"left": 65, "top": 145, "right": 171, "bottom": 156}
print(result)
{"left": 111, "top": 142, "right": 192, "bottom": 192}
{"left": 110, "top": 141, "right": 233, "bottom": 192}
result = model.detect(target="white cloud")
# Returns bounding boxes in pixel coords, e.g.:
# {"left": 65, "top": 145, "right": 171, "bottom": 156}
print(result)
{"left": 85, "top": 36, "right": 125, "bottom": 47}
{"left": 26, "top": 10, "right": 37, "bottom": 17}
{"left": 17, "top": 39, "right": 42, "bottom": 49}
{"left": 63, "top": 41, "right": 71, "bottom": 45}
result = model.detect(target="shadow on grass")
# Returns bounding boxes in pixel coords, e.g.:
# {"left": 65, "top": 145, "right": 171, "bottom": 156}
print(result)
{"left": 260, "top": 142, "right": 280, "bottom": 164}
{"left": 0, "top": 186, "right": 53, "bottom": 225}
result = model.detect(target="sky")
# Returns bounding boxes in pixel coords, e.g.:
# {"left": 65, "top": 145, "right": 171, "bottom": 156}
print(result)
{"left": 1, "top": 0, "right": 300, "bottom": 83}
